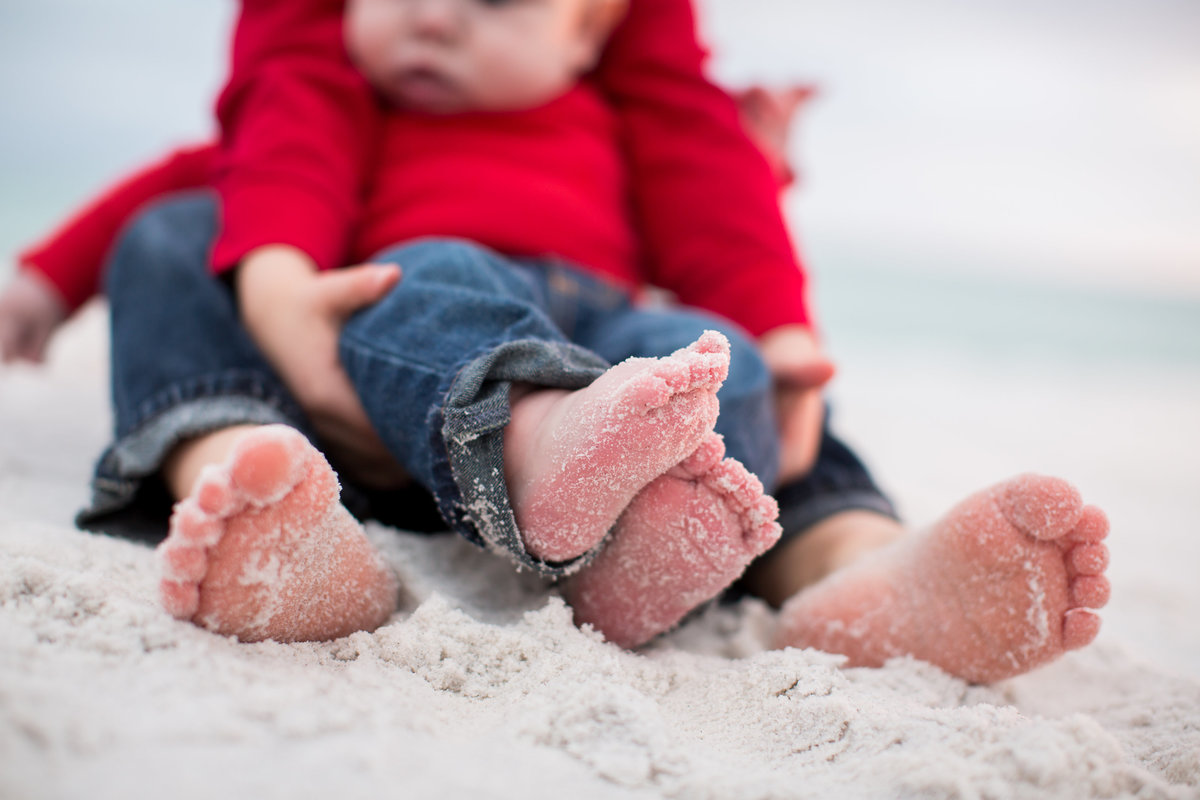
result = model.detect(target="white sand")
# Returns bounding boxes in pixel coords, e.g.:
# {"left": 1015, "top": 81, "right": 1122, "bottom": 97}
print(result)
{"left": 1, "top": 308, "right": 1198, "bottom": 800}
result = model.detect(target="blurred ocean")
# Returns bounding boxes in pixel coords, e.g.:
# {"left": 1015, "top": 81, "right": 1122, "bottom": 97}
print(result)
{"left": 2, "top": 0, "right": 1197, "bottom": 369}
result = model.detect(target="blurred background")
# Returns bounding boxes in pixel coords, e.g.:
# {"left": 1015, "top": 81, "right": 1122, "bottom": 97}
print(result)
{"left": 1, "top": 0, "right": 1197, "bottom": 675}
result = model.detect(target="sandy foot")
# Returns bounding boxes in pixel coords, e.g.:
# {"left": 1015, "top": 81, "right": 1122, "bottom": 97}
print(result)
{"left": 774, "top": 474, "right": 1110, "bottom": 683}
{"left": 567, "top": 433, "right": 782, "bottom": 648}
{"left": 157, "top": 425, "right": 399, "bottom": 642}
{"left": 506, "top": 331, "right": 730, "bottom": 563}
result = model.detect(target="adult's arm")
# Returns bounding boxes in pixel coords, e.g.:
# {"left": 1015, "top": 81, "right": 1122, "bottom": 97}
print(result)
{"left": 595, "top": 0, "right": 811, "bottom": 337}
{"left": 18, "top": 144, "right": 216, "bottom": 313}
{"left": 211, "top": 0, "right": 381, "bottom": 275}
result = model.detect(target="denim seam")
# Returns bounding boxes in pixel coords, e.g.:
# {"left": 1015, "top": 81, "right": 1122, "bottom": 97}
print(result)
{"left": 340, "top": 327, "right": 455, "bottom": 374}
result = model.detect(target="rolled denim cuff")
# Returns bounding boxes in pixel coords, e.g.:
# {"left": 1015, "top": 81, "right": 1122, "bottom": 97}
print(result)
{"left": 79, "top": 378, "right": 303, "bottom": 537}
{"left": 431, "top": 338, "right": 609, "bottom": 577}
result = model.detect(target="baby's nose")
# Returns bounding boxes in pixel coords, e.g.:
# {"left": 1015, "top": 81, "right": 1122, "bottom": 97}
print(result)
{"left": 408, "top": 0, "right": 468, "bottom": 41}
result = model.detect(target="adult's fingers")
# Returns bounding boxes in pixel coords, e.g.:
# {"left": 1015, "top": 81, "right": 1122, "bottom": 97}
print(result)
{"left": 313, "top": 264, "right": 402, "bottom": 319}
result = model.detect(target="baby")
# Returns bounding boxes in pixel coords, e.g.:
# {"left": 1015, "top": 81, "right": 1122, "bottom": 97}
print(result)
{"left": 3, "top": 0, "right": 1109, "bottom": 683}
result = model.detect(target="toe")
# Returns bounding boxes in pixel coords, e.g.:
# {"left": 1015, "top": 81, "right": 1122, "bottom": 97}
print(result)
{"left": 1070, "top": 575, "right": 1111, "bottom": 608}
{"left": 750, "top": 492, "right": 780, "bottom": 527}
{"left": 1067, "top": 543, "right": 1109, "bottom": 576}
{"left": 194, "top": 466, "right": 237, "bottom": 516}
{"left": 169, "top": 501, "right": 223, "bottom": 547}
{"left": 230, "top": 426, "right": 310, "bottom": 504}
{"left": 628, "top": 371, "right": 674, "bottom": 411}
{"left": 646, "top": 356, "right": 691, "bottom": 396}
{"left": 1067, "top": 505, "right": 1109, "bottom": 543}
{"left": 671, "top": 433, "right": 726, "bottom": 479}
{"left": 161, "top": 544, "right": 207, "bottom": 583}
{"left": 160, "top": 579, "right": 200, "bottom": 619}
{"left": 682, "top": 331, "right": 731, "bottom": 388}
{"left": 689, "top": 330, "right": 730, "bottom": 358}
{"left": 744, "top": 499, "right": 782, "bottom": 553}
{"left": 998, "top": 474, "right": 1083, "bottom": 541}
{"left": 1062, "top": 608, "right": 1102, "bottom": 649}
{"left": 702, "top": 457, "right": 779, "bottom": 552}
{"left": 707, "top": 460, "right": 762, "bottom": 512}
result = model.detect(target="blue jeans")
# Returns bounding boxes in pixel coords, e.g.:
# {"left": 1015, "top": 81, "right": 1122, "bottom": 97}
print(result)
{"left": 80, "top": 194, "right": 896, "bottom": 575}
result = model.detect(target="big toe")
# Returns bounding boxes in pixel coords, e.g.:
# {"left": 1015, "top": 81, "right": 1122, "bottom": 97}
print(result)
{"left": 997, "top": 474, "right": 1083, "bottom": 541}
{"left": 230, "top": 425, "right": 312, "bottom": 504}
{"left": 680, "top": 330, "right": 731, "bottom": 389}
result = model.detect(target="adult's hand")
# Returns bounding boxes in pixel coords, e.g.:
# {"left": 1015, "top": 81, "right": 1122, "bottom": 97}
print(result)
{"left": 0, "top": 269, "right": 68, "bottom": 364}
{"left": 758, "top": 324, "right": 836, "bottom": 483}
{"left": 236, "top": 246, "right": 408, "bottom": 488}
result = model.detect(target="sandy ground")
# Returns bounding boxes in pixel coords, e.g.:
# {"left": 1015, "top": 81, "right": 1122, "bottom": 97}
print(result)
{"left": 1, "top": 308, "right": 1197, "bottom": 800}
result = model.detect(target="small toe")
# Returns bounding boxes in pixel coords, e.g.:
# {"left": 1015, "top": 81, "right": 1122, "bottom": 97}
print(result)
{"left": 160, "top": 579, "right": 200, "bottom": 619}
{"left": 671, "top": 433, "right": 726, "bottom": 479}
{"left": 1067, "top": 505, "right": 1109, "bottom": 543}
{"left": 746, "top": 494, "right": 781, "bottom": 536}
{"left": 1067, "top": 543, "right": 1109, "bottom": 576}
{"left": 161, "top": 544, "right": 207, "bottom": 583}
{"left": 169, "top": 502, "right": 222, "bottom": 547}
{"left": 710, "top": 460, "right": 765, "bottom": 511}
{"left": 1062, "top": 608, "right": 1102, "bottom": 650}
{"left": 744, "top": 512, "right": 782, "bottom": 554}
{"left": 194, "top": 467, "right": 237, "bottom": 516}
{"left": 1071, "top": 575, "right": 1111, "bottom": 608}
{"left": 998, "top": 474, "right": 1083, "bottom": 541}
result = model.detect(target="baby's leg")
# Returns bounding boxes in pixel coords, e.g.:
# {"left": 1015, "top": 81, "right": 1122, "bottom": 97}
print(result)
{"left": 505, "top": 331, "right": 730, "bottom": 562}
{"left": 158, "top": 424, "right": 399, "bottom": 642}
{"left": 566, "top": 433, "right": 781, "bottom": 648}
{"left": 773, "top": 475, "right": 1110, "bottom": 683}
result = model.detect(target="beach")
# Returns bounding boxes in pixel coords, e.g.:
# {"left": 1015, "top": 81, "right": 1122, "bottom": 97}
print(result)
{"left": 3, "top": 1, "right": 1199, "bottom": 796}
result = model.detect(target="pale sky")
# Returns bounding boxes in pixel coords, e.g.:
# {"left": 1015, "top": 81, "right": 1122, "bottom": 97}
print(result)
{"left": 700, "top": 0, "right": 1200, "bottom": 296}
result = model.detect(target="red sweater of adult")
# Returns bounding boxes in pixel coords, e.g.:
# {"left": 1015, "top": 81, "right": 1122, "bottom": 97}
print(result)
{"left": 19, "top": 0, "right": 811, "bottom": 338}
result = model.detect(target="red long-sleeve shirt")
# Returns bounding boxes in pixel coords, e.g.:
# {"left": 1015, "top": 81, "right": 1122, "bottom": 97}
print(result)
{"left": 20, "top": 0, "right": 811, "bottom": 336}
{"left": 18, "top": 145, "right": 214, "bottom": 313}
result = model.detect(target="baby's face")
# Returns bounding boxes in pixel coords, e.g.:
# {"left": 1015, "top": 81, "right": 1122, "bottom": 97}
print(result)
{"left": 346, "top": 0, "right": 620, "bottom": 114}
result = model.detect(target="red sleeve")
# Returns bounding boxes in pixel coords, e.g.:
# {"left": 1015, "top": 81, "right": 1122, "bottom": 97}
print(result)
{"left": 211, "top": 0, "right": 380, "bottom": 274}
{"left": 17, "top": 145, "right": 216, "bottom": 313}
{"left": 595, "top": 0, "right": 811, "bottom": 337}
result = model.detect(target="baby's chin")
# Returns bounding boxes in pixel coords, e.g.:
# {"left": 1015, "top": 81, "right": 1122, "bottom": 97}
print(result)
{"left": 381, "top": 69, "right": 470, "bottom": 114}
{"left": 383, "top": 76, "right": 574, "bottom": 115}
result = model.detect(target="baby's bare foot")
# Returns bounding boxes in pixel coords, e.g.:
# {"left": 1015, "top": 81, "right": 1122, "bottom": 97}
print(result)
{"left": 506, "top": 331, "right": 730, "bottom": 563}
{"left": 774, "top": 474, "right": 1110, "bottom": 683}
{"left": 158, "top": 425, "right": 399, "bottom": 642}
{"left": 567, "top": 433, "right": 782, "bottom": 648}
